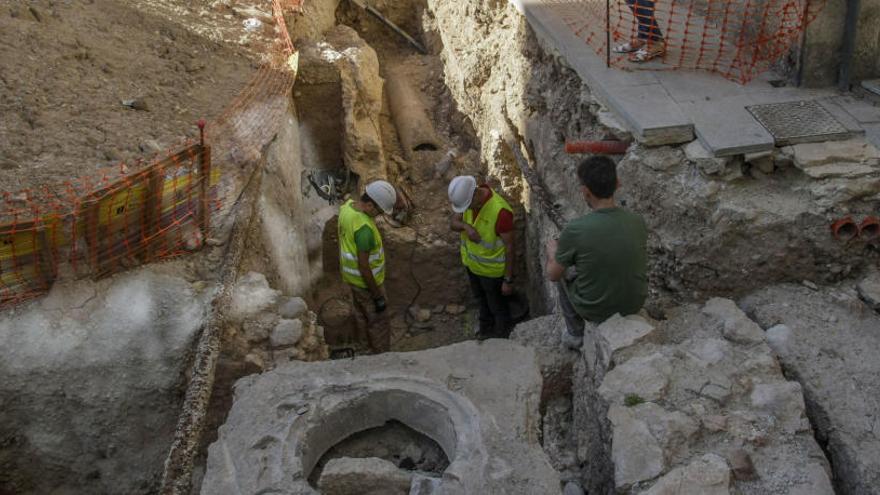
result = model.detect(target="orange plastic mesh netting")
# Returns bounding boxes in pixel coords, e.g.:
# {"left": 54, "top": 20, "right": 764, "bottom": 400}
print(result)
{"left": 0, "top": 0, "right": 301, "bottom": 309}
{"left": 540, "top": 0, "right": 824, "bottom": 83}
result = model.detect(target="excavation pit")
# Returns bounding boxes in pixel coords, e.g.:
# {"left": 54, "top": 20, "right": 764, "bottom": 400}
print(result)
{"left": 200, "top": 340, "right": 560, "bottom": 494}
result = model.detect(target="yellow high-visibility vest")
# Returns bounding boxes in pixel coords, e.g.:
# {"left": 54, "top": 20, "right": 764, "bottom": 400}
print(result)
{"left": 460, "top": 190, "right": 512, "bottom": 278}
{"left": 338, "top": 199, "right": 385, "bottom": 288}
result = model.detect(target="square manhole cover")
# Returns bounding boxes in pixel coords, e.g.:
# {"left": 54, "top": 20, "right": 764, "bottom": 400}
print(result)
{"left": 746, "top": 100, "right": 852, "bottom": 146}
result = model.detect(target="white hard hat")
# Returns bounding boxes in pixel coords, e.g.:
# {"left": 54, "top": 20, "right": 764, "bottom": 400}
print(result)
{"left": 365, "top": 180, "right": 397, "bottom": 215}
{"left": 448, "top": 176, "right": 477, "bottom": 213}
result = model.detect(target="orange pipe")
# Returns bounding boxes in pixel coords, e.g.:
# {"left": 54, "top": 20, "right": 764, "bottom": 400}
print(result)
{"left": 831, "top": 216, "right": 859, "bottom": 240}
{"left": 859, "top": 216, "right": 880, "bottom": 241}
{"left": 565, "top": 140, "right": 631, "bottom": 154}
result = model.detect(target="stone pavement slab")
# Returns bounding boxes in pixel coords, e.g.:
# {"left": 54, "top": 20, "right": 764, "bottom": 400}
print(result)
{"left": 511, "top": 0, "right": 880, "bottom": 156}
{"left": 828, "top": 95, "right": 880, "bottom": 123}
{"left": 679, "top": 96, "right": 775, "bottom": 156}
{"left": 865, "top": 123, "right": 880, "bottom": 149}
{"left": 512, "top": 0, "right": 694, "bottom": 146}
{"left": 817, "top": 98, "right": 868, "bottom": 135}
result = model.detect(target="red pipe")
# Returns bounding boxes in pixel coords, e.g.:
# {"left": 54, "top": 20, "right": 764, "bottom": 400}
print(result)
{"left": 859, "top": 216, "right": 880, "bottom": 241}
{"left": 831, "top": 216, "right": 859, "bottom": 240}
{"left": 565, "top": 140, "right": 631, "bottom": 155}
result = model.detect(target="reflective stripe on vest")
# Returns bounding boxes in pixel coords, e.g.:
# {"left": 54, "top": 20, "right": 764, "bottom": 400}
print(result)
{"left": 460, "top": 189, "right": 512, "bottom": 278}
{"left": 337, "top": 199, "right": 386, "bottom": 288}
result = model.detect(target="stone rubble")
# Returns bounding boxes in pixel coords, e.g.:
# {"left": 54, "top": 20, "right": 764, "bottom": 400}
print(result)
{"left": 856, "top": 269, "right": 880, "bottom": 310}
{"left": 741, "top": 283, "right": 880, "bottom": 493}
{"left": 514, "top": 299, "right": 834, "bottom": 495}
{"left": 231, "top": 270, "right": 329, "bottom": 366}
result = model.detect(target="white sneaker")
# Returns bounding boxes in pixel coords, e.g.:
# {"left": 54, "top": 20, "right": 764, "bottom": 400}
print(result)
{"left": 561, "top": 328, "right": 583, "bottom": 350}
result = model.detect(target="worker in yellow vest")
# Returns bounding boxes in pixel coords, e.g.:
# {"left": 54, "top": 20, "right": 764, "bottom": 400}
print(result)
{"left": 448, "top": 176, "right": 516, "bottom": 339}
{"left": 338, "top": 180, "right": 397, "bottom": 353}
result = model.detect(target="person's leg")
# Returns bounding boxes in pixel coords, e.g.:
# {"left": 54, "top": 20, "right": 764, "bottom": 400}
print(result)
{"left": 479, "top": 275, "right": 512, "bottom": 338}
{"left": 633, "top": 0, "right": 662, "bottom": 43}
{"left": 556, "top": 281, "right": 585, "bottom": 338}
{"left": 366, "top": 286, "right": 391, "bottom": 353}
{"left": 467, "top": 269, "right": 494, "bottom": 337}
{"left": 351, "top": 286, "right": 390, "bottom": 353}
{"left": 350, "top": 286, "right": 372, "bottom": 349}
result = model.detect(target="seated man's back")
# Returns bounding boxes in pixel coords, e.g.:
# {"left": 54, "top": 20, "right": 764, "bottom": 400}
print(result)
{"left": 545, "top": 155, "right": 649, "bottom": 349}
{"left": 556, "top": 207, "right": 647, "bottom": 323}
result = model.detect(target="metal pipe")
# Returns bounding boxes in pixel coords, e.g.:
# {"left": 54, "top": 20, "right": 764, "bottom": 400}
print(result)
{"left": 838, "top": 0, "right": 861, "bottom": 91}
{"left": 349, "top": 0, "right": 427, "bottom": 54}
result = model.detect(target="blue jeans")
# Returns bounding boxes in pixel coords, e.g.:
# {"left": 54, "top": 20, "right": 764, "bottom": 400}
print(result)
{"left": 626, "top": 0, "right": 663, "bottom": 42}
{"left": 557, "top": 281, "right": 585, "bottom": 337}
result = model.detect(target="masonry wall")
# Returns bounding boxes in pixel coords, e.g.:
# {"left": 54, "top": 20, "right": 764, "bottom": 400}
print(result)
{"left": 801, "top": 0, "right": 880, "bottom": 87}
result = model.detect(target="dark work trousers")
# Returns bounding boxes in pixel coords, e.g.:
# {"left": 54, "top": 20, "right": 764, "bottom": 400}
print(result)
{"left": 466, "top": 269, "right": 512, "bottom": 338}
{"left": 557, "top": 281, "right": 586, "bottom": 337}
{"left": 626, "top": 0, "right": 663, "bottom": 42}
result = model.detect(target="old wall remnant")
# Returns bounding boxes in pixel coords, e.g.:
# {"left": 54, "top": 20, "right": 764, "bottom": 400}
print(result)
{"left": 800, "top": 0, "right": 880, "bottom": 86}
{"left": 201, "top": 340, "right": 560, "bottom": 494}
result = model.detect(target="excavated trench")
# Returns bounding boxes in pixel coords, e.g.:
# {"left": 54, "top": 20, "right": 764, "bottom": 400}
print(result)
{"left": 5, "top": 0, "right": 879, "bottom": 494}
{"left": 191, "top": 1, "right": 537, "bottom": 492}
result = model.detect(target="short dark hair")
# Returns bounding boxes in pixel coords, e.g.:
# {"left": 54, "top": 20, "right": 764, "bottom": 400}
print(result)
{"left": 576, "top": 156, "right": 617, "bottom": 199}
{"left": 361, "top": 192, "right": 380, "bottom": 210}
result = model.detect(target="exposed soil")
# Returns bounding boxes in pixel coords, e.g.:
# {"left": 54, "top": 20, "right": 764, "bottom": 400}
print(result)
{"left": 0, "top": 0, "right": 262, "bottom": 195}
{"left": 311, "top": 5, "right": 529, "bottom": 353}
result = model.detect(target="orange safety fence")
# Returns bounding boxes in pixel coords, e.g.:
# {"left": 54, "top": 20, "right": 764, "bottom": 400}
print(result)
{"left": 542, "top": 0, "right": 824, "bottom": 83}
{"left": 0, "top": 0, "right": 302, "bottom": 309}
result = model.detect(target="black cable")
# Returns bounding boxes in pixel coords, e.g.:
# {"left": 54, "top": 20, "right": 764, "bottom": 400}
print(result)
{"left": 401, "top": 230, "right": 423, "bottom": 331}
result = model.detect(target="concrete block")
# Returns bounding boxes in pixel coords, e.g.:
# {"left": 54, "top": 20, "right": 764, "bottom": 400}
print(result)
{"left": 598, "top": 314, "right": 656, "bottom": 356}
{"left": 277, "top": 296, "right": 308, "bottom": 319}
{"left": 270, "top": 319, "right": 303, "bottom": 348}
{"left": 644, "top": 454, "right": 731, "bottom": 495}
{"left": 318, "top": 457, "right": 411, "bottom": 495}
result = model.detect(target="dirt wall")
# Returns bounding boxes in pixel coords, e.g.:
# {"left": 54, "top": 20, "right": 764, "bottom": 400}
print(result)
{"left": 0, "top": 267, "right": 211, "bottom": 494}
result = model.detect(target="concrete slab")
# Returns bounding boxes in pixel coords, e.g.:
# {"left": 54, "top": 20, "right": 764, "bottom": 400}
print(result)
{"left": 679, "top": 96, "right": 774, "bottom": 156}
{"left": 862, "top": 79, "right": 880, "bottom": 97}
{"left": 862, "top": 123, "right": 880, "bottom": 149}
{"left": 816, "top": 98, "right": 867, "bottom": 135}
{"left": 828, "top": 95, "right": 880, "bottom": 123}
{"left": 200, "top": 340, "right": 560, "bottom": 495}
{"left": 512, "top": 0, "right": 693, "bottom": 146}
{"left": 612, "top": 84, "right": 695, "bottom": 146}
{"left": 510, "top": 0, "right": 880, "bottom": 156}
{"left": 656, "top": 70, "right": 752, "bottom": 104}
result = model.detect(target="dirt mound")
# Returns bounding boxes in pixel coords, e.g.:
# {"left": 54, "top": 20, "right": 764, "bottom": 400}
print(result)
{"left": 0, "top": 0, "right": 256, "bottom": 194}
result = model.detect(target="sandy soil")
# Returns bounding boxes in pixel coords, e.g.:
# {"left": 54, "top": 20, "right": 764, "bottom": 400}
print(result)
{"left": 0, "top": 0, "right": 273, "bottom": 196}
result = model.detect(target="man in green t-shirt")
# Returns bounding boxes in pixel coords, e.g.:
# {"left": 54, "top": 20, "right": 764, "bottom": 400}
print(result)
{"left": 545, "top": 156, "right": 648, "bottom": 349}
